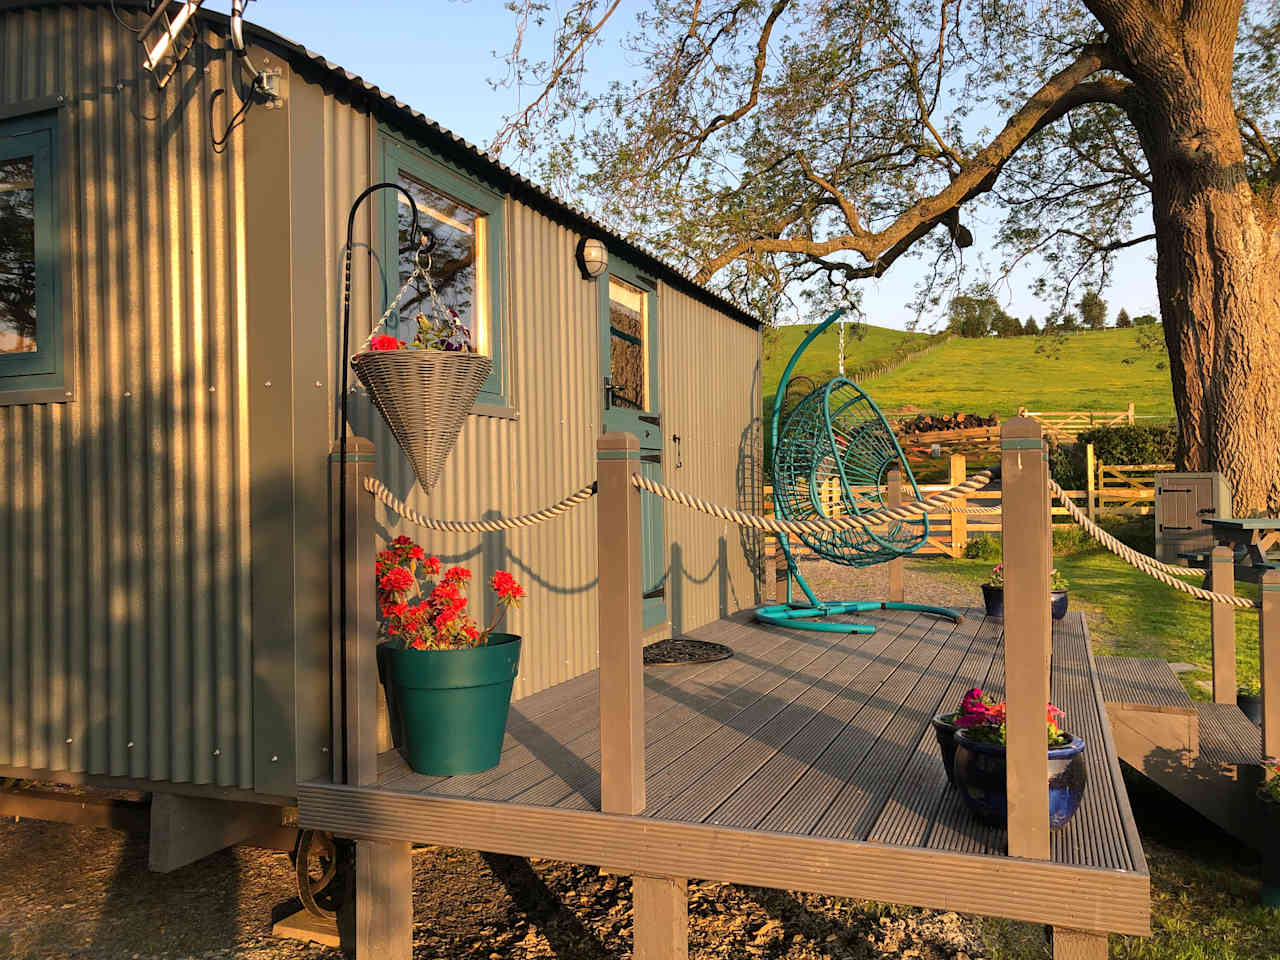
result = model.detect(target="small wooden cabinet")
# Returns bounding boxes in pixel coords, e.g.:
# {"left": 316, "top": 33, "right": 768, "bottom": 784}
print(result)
{"left": 1154, "top": 472, "right": 1232, "bottom": 563}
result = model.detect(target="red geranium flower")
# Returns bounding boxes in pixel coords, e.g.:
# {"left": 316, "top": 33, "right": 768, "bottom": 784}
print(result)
{"left": 370, "top": 334, "right": 404, "bottom": 351}
{"left": 490, "top": 570, "right": 524, "bottom": 604}
{"left": 443, "top": 566, "right": 472, "bottom": 584}
{"left": 378, "top": 566, "right": 415, "bottom": 595}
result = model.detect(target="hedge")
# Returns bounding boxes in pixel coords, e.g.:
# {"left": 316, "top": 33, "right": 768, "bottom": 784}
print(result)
{"left": 1049, "top": 424, "right": 1178, "bottom": 490}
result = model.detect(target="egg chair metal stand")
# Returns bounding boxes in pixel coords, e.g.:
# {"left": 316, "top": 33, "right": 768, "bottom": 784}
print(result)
{"left": 755, "top": 308, "right": 962, "bottom": 634}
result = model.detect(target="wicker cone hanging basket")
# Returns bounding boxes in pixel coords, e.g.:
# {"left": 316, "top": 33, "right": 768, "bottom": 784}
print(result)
{"left": 351, "top": 350, "right": 493, "bottom": 493}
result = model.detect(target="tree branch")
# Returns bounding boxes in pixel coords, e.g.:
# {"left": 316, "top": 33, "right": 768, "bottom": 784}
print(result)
{"left": 693, "top": 45, "right": 1122, "bottom": 283}
{"left": 490, "top": 0, "right": 624, "bottom": 155}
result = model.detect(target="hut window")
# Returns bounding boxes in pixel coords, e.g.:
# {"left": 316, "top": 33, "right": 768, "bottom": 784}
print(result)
{"left": 0, "top": 105, "right": 66, "bottom": 405}
{"left": 607, "top": 277, "right": 648, "bottom": 410}
{"left": 380, "top": 134, "right": 508, "bottom": 411}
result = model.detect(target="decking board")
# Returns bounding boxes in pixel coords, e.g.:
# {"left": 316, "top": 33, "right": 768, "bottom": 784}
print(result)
{"left": 654, "top": 611, "right": 932, "bottom": 823}
{"left": 366, "top": 610, "right": 1145, "bottom": 877}
{"left": 865, "top": 613, "right": 1003, "bottom": 847}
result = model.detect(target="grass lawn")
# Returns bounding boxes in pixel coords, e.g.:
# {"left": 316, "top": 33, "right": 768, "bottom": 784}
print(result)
{"left": 908, "top": 521, "right": 1262, "bottom": 697}
{"left": 864, "top": 327, "right": 1175, "bottom": 419}
{"left": 982, "top": 773, "right": 1280, "bottom": 959}
{"left": 917, "top": 521, "right": 1278, "bottom": 958}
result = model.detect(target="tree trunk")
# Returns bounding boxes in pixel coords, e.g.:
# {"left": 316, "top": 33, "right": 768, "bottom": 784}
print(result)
{"left": 1127, "top": 47, "right": 1280, "bottom": 514}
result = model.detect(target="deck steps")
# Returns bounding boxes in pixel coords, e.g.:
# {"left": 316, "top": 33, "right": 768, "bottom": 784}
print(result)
{"left": 1094, "top": 655, "right": 1267, "bottom": 851}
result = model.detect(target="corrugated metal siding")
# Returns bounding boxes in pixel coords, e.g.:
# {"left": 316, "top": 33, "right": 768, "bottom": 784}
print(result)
{"left": 306, "top": 83, "right": 760, "bottom": 702}
{"left": 657, "top": 287, "right": 765, "bottom": 631}
{"left": 335, "top": 197, "right": 601, "bottom": 699}
{"left": 0, "top": 9, "right": 253, "bottom": 787}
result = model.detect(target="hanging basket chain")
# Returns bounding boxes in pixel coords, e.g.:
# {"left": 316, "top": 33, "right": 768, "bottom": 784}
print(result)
{"left": 356, "top": 241, "right": 460, "bottom": 357}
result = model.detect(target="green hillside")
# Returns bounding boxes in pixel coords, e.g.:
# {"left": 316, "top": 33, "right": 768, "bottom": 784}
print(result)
{"left": 765, "top": 325, "right": 1175, "bottom": 422}
{"left": 763, "top": 322, "right": 925, "bottom": 400}
{"left": 866, "top": 327, "right": 1175, "bottom": 418}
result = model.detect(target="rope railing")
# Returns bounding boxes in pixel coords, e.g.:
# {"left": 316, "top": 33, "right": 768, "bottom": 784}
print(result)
{"left": 364, "top": 475, "right": 598, "bottom": 533}
{"left": 629, "top": 469, "right": 998, "bottom": 534}
{"left": 362, "top": 464, "right": 1259, "bottom": 610}
{"left": 1048, "top": 479, "right": 1260, "bottom": 609}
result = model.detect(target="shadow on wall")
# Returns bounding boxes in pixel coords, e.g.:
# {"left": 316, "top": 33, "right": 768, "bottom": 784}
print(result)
{"left": 667, "top": 539, "right": 733, "bottom": 637}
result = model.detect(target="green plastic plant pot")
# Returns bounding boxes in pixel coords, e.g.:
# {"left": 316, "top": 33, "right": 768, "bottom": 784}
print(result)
{"left": 377, "top": 634, "right": 521, "bottom": 776}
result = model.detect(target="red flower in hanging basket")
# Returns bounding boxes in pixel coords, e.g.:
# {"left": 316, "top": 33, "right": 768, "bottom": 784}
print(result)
{"left": 369, "top": 334, "right": 404, "bottom": 351}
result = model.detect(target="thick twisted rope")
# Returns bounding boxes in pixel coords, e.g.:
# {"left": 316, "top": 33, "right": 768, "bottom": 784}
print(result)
{"left": 362, "top": 461, "right": 1258, "bottom": 610}
{"left": 1048, "top": 479, "right": 1260, "bottom": 609}
{"left": 629, "top": 468, "right": 997, "bottom": 534}
{"left": 365, "top": 476, "right": 597, "bottom": 533}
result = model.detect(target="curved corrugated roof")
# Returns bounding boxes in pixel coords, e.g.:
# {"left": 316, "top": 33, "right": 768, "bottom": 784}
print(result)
{"left": 0, "top": 0, "right": 758, "bottom": 328}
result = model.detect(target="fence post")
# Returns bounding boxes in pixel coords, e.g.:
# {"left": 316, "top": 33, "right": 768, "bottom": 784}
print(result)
{"left": 949, "top": 454, "right": 968, "bottom": 558}
{"left": 887, "top": 468, "right": 904, "bottom": 603}
{"left": 597, "top": 431, "right": 646, "bottom": 815}
{"left": 330, "top": 436, "right": 413, "bottom": 960}
{"left": 1085, "top": 443, "right": 1096, "bottom": 522}
{"left": 1210, "top": 546, "right": 1236, "bottom": 705}
{"left": 1000, "top": 417, "right": 1051, "bottom": 861}
{"left": 1127, "top": 400, "right": 1135, "bottom": 425}
{"left": 1262, "top": 569, "right": 1280, "bottom": 762}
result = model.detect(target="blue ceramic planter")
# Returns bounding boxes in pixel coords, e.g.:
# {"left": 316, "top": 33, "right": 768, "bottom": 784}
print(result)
{"left": 980, "top": 586, "right": 1068, "bottom": 620}
{"left": 931, "top": 713, "right": 960, "bottom": 786}
{"left": 953, "top": 730, "right": 1087, "bottom": 829}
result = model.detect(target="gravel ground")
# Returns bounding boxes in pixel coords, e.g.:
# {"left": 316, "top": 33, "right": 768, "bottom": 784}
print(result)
{"left": 0, "top": 820, "right": 992, "bottom": 960}
{"left": 1, "top": 561, "right": 996, "bottom": 960}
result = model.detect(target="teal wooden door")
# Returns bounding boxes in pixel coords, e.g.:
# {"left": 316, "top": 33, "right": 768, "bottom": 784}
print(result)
{"left": 599, "top": 264, "right": 666, "bottom": 630}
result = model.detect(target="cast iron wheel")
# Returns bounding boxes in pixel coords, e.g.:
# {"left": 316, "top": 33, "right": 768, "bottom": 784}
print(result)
{"left": 293, "top": 829, "right": 339, "bottom": 918}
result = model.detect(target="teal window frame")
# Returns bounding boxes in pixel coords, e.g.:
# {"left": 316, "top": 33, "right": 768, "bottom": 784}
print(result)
{"left": 0, "top": 99, "right": 68, "bottom": 404}
{"left": 378, "top": 131, "right": 509, "bottom": 411}
{"left": 598, "top": 257, "right": 660, "bottom": 422}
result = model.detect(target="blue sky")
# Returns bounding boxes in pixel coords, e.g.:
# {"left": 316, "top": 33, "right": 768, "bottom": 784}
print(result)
{"left": 217, "top": 0, "right": 1161, "bottom": 331}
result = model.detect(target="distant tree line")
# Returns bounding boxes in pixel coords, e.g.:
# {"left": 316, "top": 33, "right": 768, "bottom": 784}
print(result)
{"left": 944, "top": 285, "right": 1159, "bottom": 338}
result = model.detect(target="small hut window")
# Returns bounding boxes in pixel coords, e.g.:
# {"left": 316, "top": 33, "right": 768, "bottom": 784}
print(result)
{"left": 607, "top": 277, "right": 648, "bottom": 410}
{"left": 380, "top": 133, "right": 508, "bottom": 411}
{"left": 396, "top": 177, "right": 488, "bottom": 355}
{"left": 0, "top": 104, "right": 66, "bottom": 405}
{"left": 0, "top": 156, "right": 37, "bottom": 355}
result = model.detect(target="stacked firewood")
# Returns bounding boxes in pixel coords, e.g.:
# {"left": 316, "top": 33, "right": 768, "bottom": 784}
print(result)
{"left": 897, "top": 412, "right": 1000, "bottom": 435}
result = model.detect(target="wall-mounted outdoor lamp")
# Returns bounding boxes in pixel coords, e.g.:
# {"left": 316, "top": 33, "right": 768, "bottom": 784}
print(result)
{"left": 576, "top": 236, "right": 608, "bottom": 280}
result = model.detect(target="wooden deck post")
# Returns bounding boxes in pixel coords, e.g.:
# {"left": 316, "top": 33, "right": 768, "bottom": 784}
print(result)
{"left": 949, "top": 454, "right": 968, "bottom": 558}
{"left": 1261, "top": 569, "right": 1280, "bottom": 761}
{"left": 887, "top": 468, "right": 905, "bottom": 602}
{"left": 1210, "top": 546, "right": 1236, "bottom": 705}
{"left": 598, "top": 435, "right": 688, "bottom": 958}
{"left": 1053, "top": 928, "right": 1108, "bottom": 959}
{"left": 597, "top": 431, "right": 646, "bottom": 815}
{"left": 633, "top": 875, "right": 688, "bottom": 960}
{"left": 1000, "top": 417, "right": 1051, "bottom": 861}
{"left": 1085, "top": 443, "right": 1096, "bottom": 522}
{"left": 330, "top": 437, "right": 413, "bottom": 960}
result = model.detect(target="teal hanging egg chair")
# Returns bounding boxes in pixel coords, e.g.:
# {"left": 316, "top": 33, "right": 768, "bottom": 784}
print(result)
{"left": 756, "top": 309, "right": 962, "bottom": 634}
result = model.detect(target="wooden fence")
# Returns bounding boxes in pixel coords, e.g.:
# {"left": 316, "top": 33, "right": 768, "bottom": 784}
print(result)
{"left": 764, "top": 445, "right": 1167, "bottom": 561}
{"left": 1017, "top": 403, "right": 1135, "bottom": 441}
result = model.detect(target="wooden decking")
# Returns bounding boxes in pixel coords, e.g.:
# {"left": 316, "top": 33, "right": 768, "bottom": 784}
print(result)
{"left": 298, "top": 609, "right": 1150, "bottom": 935}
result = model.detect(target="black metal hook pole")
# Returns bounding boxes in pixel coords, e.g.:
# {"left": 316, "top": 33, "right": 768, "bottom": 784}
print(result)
{"left": 335, "top": 181, "right": 420, "bottom": 784}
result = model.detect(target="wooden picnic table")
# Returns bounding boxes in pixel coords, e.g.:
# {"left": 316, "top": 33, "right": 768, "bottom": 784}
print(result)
{"left": 1204, "top": 517, "right": 1280, "bottom": 568}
